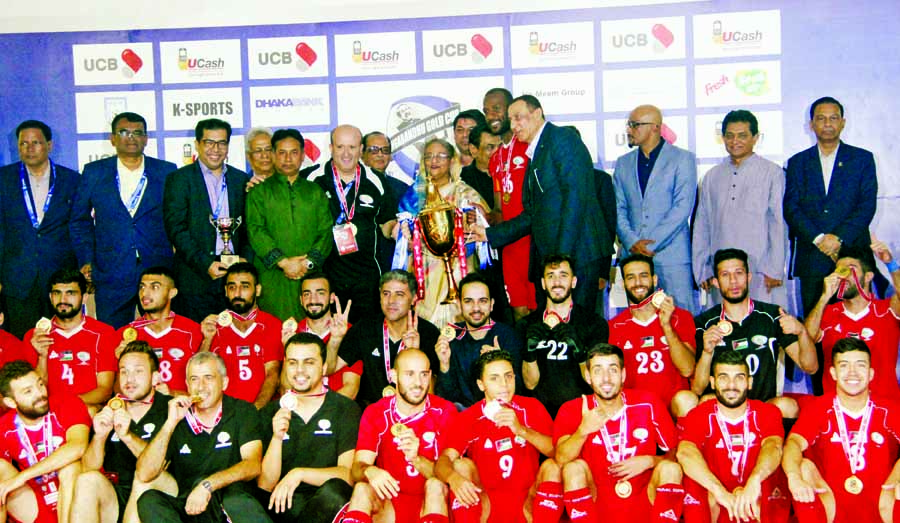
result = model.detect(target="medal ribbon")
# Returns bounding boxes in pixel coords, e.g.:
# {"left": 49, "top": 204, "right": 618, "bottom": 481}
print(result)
{"left": 332, "top": 163, "right": 361, "bottom": 224}
{"left": 391, "top": 394, "right": 431, "bottom": 426}
{"left": 229, "top": 308, "right": 259, "bottom": 323}
{"left": 115, "top": 392, "right": 154, "bottom": 406}
{"left": 130, "top": 311, "right": 176, "bottom": 330}
{"left": 454, "top": 209, "right": 468, "bottom": 277}
{"left": 720, "top": 299, "right": 754, "bottom": 322}
{"left": 115, "top": 171, "right": 147, "bottom": 216}
{"left": 412, "top": 219, "right": 427, "bottom": 301}
{"left": 14, "top": 413, "right": 56, "bottom": 484}
{"left": 383, "top": 321, "right": 406, "bottom": 383}
{"left": 834, "top": 397, "right": 873, "bottom": 476}
{"left": 185, "top": 404, "right": 223, "bottom": 435}
{"left": 543, "top": 303, "right": 574, "bottom": 324}
{"left": 211, "top": 174, "right": 228, "bottom": 221}
{"left": 447, "top": 320, "right": 496, "bottom": 341}
{"left": 502, "top": 137, "right": 516, "bottom": 199}
{"left": 597, "top": 394, "right": 628, "bottom": 464}
{"left": 836, "top": 267, "right": 872, "bottom": 301}
{"left": 628, "top": 290, "right": 661, "bottom": 310}
{"left": 714, "top": 404, "right": 752, "bottom": 483}
{"left": 19, "top": 161, "right": 56, "bottom": 229}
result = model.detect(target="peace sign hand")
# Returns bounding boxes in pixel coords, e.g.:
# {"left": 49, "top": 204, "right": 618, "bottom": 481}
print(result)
{"left": 330, "top": 296, "right": 352, "bottom": 340}
{"left": 402, "top": 310, "right": 420, "bottom": 350}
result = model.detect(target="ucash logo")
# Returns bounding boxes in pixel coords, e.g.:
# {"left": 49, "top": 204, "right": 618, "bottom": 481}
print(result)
{"left": 352, "top": 40, "right": 399, "bottom": 64}
{"left": 712, "top": 21, "right": 764, "bottom": 46}
{"left": 527, "top": 32, "right": 577, "bottom": 56}
{"left": 177, "top": 47, "right": 225, "bottom": 71}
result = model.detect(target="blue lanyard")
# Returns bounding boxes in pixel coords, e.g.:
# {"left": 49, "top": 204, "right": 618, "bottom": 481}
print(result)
{"left": 211, "top": 174, "right": 228, "bottom": 220}
{"left": 19, "top": 161, "right": 56, "bottom": 229}
{"left": 116, "top": 171, "right": 147, "bottom": 215}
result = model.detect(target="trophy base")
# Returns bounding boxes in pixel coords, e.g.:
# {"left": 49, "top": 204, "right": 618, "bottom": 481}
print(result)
{"left": 220, "top": 254, "right": 240, "bottom": 268}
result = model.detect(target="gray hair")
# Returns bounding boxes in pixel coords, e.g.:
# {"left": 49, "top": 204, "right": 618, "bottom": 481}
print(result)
{"left": 187, "top": 351, "right": 227, "bottom": 378}
{"left": 245, "top": 127, "right": 273, "bottom": 151}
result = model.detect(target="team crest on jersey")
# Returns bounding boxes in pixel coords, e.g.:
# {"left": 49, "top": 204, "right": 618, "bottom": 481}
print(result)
{"left": 641, "top": 336, "right": 654, "bottom": 348}
{"left": 830, "top": 431, "right": 862, "bottom": 444}
{"left": 77, "top": 351, "right": 91, "bottom": 365}
{"left": 515, "top": 435, "right": 526, "bottom": 446}
{"left": 660, "top": 336, "right": 669, "bottom": 346}
{"left": 423, "top": 432, "right": 436, "bottom": 448}
{"left": 180, "top": 444, "right": 191, "bottom": 454}
{"left": 860, "top": 328, "right": 874, "bottom": 341}
{"left": 315, "top": 419, "right": 333, "bottom": 435}
{"left": 360, "top": 194, "right": 375, "bottom": 207}
{"left": 872, "top": 432, "right": 885, "bottom": 445}
{"left": 512, "top": 156, "right": 525, "bottom": 166}
{"left": 215, "top": 432, "right": 232, "bottom": 448}
{"left": 238, "top": 346, "right": 251, "bottom": 357}
{"left": 143, "top": 424, "right": 155, "bottom": 438}
{"left": 633, "top": 428, "right": 649, "bottom": 442}
{"left": 732, "top": 339, "right": 749, "bottom": 351}
{"left": 170, "top": 348, "right": 185, "bottom": 360}
{"left": 751, "top": 335, "right": 768, "bottom": 347}
{"left": 254, "top": 344, "right": 262, "bottom": 355}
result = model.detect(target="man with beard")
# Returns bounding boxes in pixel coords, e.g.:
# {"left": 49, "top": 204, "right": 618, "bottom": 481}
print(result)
{"left": 435, "top": 272, "right": 523, "bottom": 408}
{"left": 333, "top": 270, "right": 440, "bottom": 408}
{"left": 71, "top": 341, "right": 177, "bottom": 523}
{"left": 114, "top": 267, "right": 202, "bottom": 397}
{"left": 306, "top": 125, "right": 396, "bottom": 324}
{"left": 343, "top": 349, "right": 455, "bottom": 523}
{"left": 783, "top": 338, "right": 900, "bottom": 523}
{"left": 803, "top": 242, "right": 900, "bottom": 399}
{"left": 552, "top": 343, "right": 684, "bottom": 523}
{"left": 0, "top": 360, "right": 90, "bottom": 523}
{"left": 25, "top": 269, "right": 116, "bottom": 412}
{"left": 202, "top": 263, "right": 282, "bottom": 408}
{"left": 258, "top": 333, "right": 360, "bottom": 523}
{"left": 692, "top": 249, "right": 817, "bottom": 418}
{"left": 286, "top": 272, "right": 360, "bottom": 397}
{"left": 608, "top": 254, "right": 696, "bottom": 415}
{"left": 519, "top": 254, "right": 608, "bottom": 417}
{"left": 677, "top": 349, "right": 786, "bottom": 523}
{"left": 136, "top": 352, "right": 270, "bottom": 522}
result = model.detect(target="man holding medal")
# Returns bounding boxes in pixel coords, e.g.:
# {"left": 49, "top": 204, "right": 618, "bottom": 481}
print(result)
{"left": 344, "top": 348, "right": 455, "bottom": 523}
{"left": 803, "top": 243, "right": 900, "bottom": 399}
{"left": 677, "top": 349, "right": 786, "bottom": 523}
{"left": 0, "top": 360, "right": 90, "bottom": 523}
{"left": 202, "top": 263, "right": 283, "bottom": 408}
{"left": 71, "top": 341, "right": 176, "bottom": 523}
{"left": 258, "top": 333, "right": 360, "bottom": 523}
{"left": 306, "top": 125, "right": 396, "bottom": 325}
{"left": 783, "top": 337, "right": 900, "bottom": 523}
{"left": 552, "top": 343, "right": 684, "bottom": 523}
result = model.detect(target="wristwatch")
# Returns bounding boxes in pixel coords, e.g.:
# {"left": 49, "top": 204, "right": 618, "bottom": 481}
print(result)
{"left": 306, "top": 259, "right": 315, "bottom": 270}
{"left": 201, "top": 480, "right": 213, "bottom": 492}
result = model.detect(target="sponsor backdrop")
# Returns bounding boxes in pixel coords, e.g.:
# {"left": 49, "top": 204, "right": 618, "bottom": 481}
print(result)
{"left": 0, "top": 0, "right": 896, "bottom": 241}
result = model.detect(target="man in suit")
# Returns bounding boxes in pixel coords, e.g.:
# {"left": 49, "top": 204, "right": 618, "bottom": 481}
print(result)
{"left": 784, "top": 96, "right": 878, "bottom": 317}
{"left": 71, "top": 112, "right": 176, "bottom": 329}
{"left": 471, "top": 94, "right": 608, "bottom": 309}
{"left": 613, "top": 104, "right": 697, "bottom": 313}
{"left": 0, "top": 120, "right": 81, "bottom": 338}
{"left": 164, "top": 118, "right": 251, "bottom": 323}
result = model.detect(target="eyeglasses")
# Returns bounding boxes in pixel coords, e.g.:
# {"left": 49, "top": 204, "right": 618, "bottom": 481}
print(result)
{"left": 249, "top": 147, "right": 273, "bottom": 157}
{"left": 625, "top": 121, "right": 656, "bottom": 130}
{"left": 115, "top": 129, "right": 147, "bottom": 138}
{"left": 423, "top": 153, "right": 450, "bottom": 161}
{"left": 201, "top": 139, "right": 229, "bottom": 150}
{"left": 365, "top": 145, "right": 391, "bottom": 155}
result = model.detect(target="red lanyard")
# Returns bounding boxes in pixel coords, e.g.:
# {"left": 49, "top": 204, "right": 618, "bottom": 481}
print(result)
{"left": 332, "top": 163, "right": 361, "bottom": 223}
{"left": 383, "top": 321, "right": 406, "bottom": 383}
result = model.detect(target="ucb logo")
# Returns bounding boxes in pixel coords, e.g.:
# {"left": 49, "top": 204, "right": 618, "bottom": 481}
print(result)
{"left": 612, "top": 34, "right": 648, "bottom": 48}
{"left": 87, "top": 153, "right": 114, "bottom": 162}
{"left": 257, "top": 52, "right": 292, "bottom": 66}
{"left": 433, "top": 43, "right": 467, "bottom": 58}
{"left": 84, "top": 58, "right": 118, "bottom": 71}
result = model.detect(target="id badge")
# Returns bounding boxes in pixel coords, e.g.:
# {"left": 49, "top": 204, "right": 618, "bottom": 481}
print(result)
{"left": 333, "top": 223, "right": 359, "bottom": 255}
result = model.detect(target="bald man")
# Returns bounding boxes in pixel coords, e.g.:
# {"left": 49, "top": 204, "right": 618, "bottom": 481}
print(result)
{"left": 614, "top": 105, "right": 698, "bottom": 313}
{"left": 306, "top": 125, "right": 396, "bottom": 323}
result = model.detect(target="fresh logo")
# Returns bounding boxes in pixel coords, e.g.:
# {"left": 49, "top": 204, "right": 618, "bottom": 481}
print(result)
{"left": 735, "top": 69, "right": 768, "bottom": 96}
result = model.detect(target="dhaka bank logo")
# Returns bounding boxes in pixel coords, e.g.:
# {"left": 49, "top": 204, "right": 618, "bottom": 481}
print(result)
{"left": 712, "top": 20, "right": 764, "bottom": 47}
{"left": 528, "top": 31, "right": 577, "bottom": 56}
{"left": 83, "top": 48, "right": 144, "bottom": 78}
{"left": 351, "top": 40, "right": 399, "bottom": 64}
{"left": 177, "top": 47, "right": 225, "bottom": 72}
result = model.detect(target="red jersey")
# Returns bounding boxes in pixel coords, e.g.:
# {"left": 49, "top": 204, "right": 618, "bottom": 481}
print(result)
{"left": 356, "top": 394, "right": 456, "bottom": 495}
{"left": 211, "top": 310, "right": 283, "bottom": 403}
{"left": 679, "top": 399, "right": 783, "bottom": 491}
{"left": 117, "top": 314, "right": 201, "bottom": 392}
{"left": 24, "top": 317, "right": 117, "bottom": 397}
{"left": 443, "top": 395, "right": 552, "bottom": 492}
{"left": 489, "top": 138, "right": 529, "bottom": 219}
{"left": 554, "top": 390, "right": 677, "bottom": 495}
{"left": 820, "top": 299, "right": 900, "bottom": 398}
{"left": 791, "top": 394, "right": 900, "bottom": 522}
{"left": 0, "top": 395, "right": 91, "bottom": 519}
{"left": 296, "top": 318, "right": 362, "bottom": 393}
{"left": 0, "top": 329, "right": 35, "bottom": 367}
{"left": 608, "top": 308, "right": 695, "bottom": 405}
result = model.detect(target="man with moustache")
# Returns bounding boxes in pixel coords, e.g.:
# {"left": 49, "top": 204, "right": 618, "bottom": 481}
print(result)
{"left": 677, "top": 349, "right": 786, "bottom": 523}
{"left": 258, "top": 333, "right": 360, "bottom": 523}
{"left": 202, "top": 263, "right": 282, "bottom": 408}
{"left": 343, "top": 348, "right": 456, "bottom": 523}
{"left": 25, "top": 269, "right": 116, "bottom": 412}
{"left": 453, "top": 110, "right": 486, "bottom": 168}
{"left": 361, "top": 131, "right": 407, "bottom": 271}
{"left": 71, "top": 342, "right": 177, "bottom": 523}
{"left": 71, "top": 112, "right": 177, "bottom": 328}
{"left": 164, "top": 118, "right": 252, "bottom": 323}
{"left": 246, "top": 127, "right": 274, "bottom": 183}
{"left": 136, "top": 352, "right": 270, "bottom": 522}
{"left": 114, "top": 267, "right": 202, "bottom": 397}
{"left": 0, "top": 360, "right": 90, "bottom": 523}
{"left": 614, "top": 104, "right": 697, "bottom": 313}
{"left": 436, "top": 350, "right": 557, "bottom": 523}
{"left": 803, "top": 242, "right": 900, "bottom": 399}
{"left": 607, "top": 254, "right": 696, "bottom": 414}
{"left": 307, "top": 125, "right": 396, "bottom": 323}
{"left": 333, "top": 270, "right": 440, "bottom": 408}
{"left": 287, "top": 272, "right": 360, "bottom": 397}
{"left": 435, "top": 272, "right": 523, "bottom": 408}
{"left": 519, "top": 254, "right": 608, "bottom": 417}
{"left": 460, "top": 123, "right": 500, "bottom": 212}
{"left": 0, "top": 120, "right": 80, "bottom": 338}
{"left": 247, "top": 128, "right": 333, "bottom": 321}
{"left": 783, "top": 338, "right": 900, "bottom": 523}
{"left": 692, "top": 249, "right": 818, "bottom": 418}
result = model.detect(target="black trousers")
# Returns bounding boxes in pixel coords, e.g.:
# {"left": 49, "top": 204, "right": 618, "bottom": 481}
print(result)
{"left": 138, "top": 483, "right": 272, "bottom": 523}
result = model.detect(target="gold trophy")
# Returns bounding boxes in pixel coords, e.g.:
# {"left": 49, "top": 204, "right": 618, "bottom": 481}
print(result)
{"left": 209, "top": 215, "right": 242, "bottom": 268}
{"left": 418, "top": 177, "right": 461, "bottom": 304}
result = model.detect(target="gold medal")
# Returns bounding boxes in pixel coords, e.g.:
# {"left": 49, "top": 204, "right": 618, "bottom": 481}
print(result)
{"left": 35, "top": 317, "right": 52, "bottom": 335}
{"left": 283, "top": 317, "right": 298, "bottom": 334}
{"left": 651, "top": 290, "right": 666, "bottom": 308}
{"left": 123, "top": 327, "right": 138, "bottom": 342}
{"left": 503, "top": 193, "right": 511, "bottom": 204}
{"left": 441, "top": 325, "right": 456, "bottom": 339}
{"left": 836, "top": 266, "right": 852, "bottom": 279}
{"left": 382, "top": 385, "right": 396, "bottom": 397}
{"left": 844, "top": 475, "right": 863, "bottom": 494}
{"left": 615, "top": 480, "right": 633, "bottom": 498}
{"left": 279, "top": 393, "right": 297, "bottom": 410}
{"left": 107, "top": 397, "right": 125, "bottom": 410}
{"left": 190, "top": 394, "right": 203, "bottom": 404}
{"left": 216, "top": 311, "right": 233, "bottom": 327}
{"left": 717, "top": 320, "right": 733, "bottom": 336}
{"left": 391, "top": 422, "right": 408, "bottom": 437}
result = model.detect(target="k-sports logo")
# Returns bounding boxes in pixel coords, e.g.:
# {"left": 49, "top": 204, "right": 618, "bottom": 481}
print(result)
{"left": 611, "top": 24, "right": 674, "bottom": 53}
{"left": 177, "top": 47, "right": 225, "bottom": 72}
{"left": 712, "top": 20, "right": 764, "bottom": 46}
{"left": 257, "top": 42, "right": 318, "bottom": 71}
{"left": 352, "top": 41, "right": 399, "bottom": 63}
{"left": 171, "top": 101, "right": 234, "bottom": 117}
{"left": 528, "top": 32, "right": 577, "bottom": 56}
{"left": 83, "top": 48, "right": 144, "bottom": 77}
{"left": 432, "top": 33, "right": 493, "bottom": 63}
